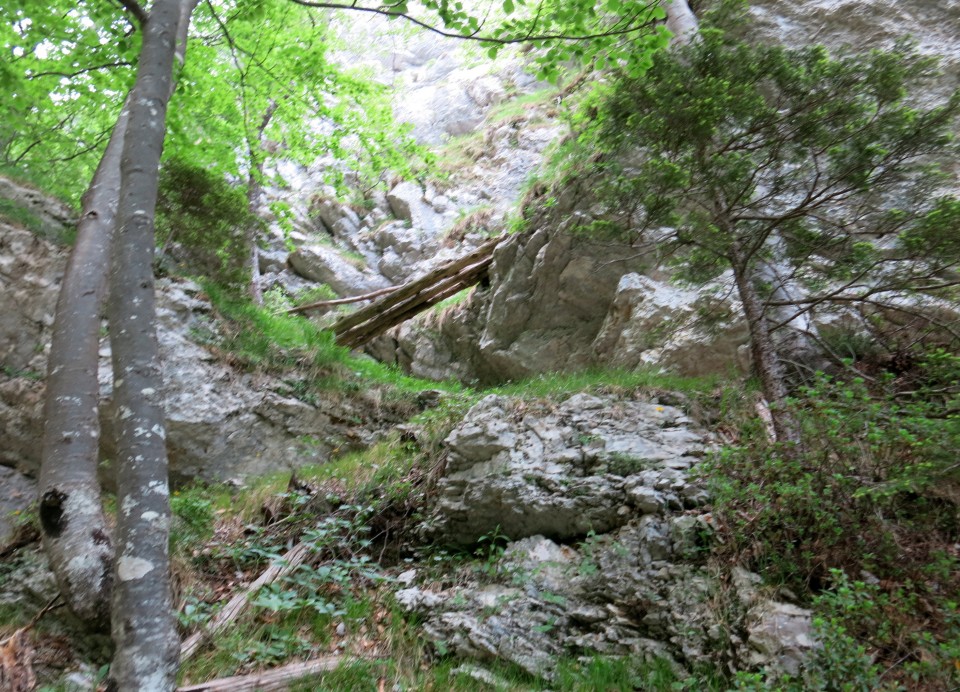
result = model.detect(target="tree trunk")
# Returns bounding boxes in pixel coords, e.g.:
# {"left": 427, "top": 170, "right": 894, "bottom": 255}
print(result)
{"left": 731, "top": 246, "right": 801, "bottom": 446}
{"left": 757, "top": 251, "right": 825, "bottom": 374}
{"left": 38, "top": 99, "right": 130, "bottom": 628}
{"left": 246, "top": 102, "right": 277, "bottom": 306}
{"left": 106, "top": 0, "right": 199, "bottom": 688}
{"left": 660, "top": 0, "right": 699, "bottom": 46}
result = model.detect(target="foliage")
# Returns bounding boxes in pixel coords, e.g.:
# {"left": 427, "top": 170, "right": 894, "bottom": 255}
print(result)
{"left": 707, "top": 350, "right": 960, "bottom": 685}
{"left": 708, "top": 352, "right": 960, "bottom": 587}
{"left": 0, "top": 1, "right": 137, "bottom": 202}
{"left": 156, "top": 158, "right": 258, "bottom": 291}
{"left": 201, "top": 281, "right": 346, "bottom": 371}
{"left": 580, "top": 12, "right": 960, "bottom": 362}
{"left": 170, "top": 484, "right": 217, "bottom": 553}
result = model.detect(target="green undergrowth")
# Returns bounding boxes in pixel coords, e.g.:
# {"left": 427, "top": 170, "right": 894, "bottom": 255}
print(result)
{"left": 706, "top": 350, "right": 960, "bottom": 690}
{"left": 199, "top": 281, "right": 464, "bottom": 400}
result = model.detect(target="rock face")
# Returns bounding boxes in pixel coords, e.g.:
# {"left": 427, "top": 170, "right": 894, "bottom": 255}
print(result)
{"left": 288, "top": 244, "right": 393, "bottom": 297}
{"left": 0, "top": 212, "right": 389, "bottom": 484}
{"left": 96, "top": 280, "right": 382, "bottom": 483}
{"left": 370, "top": 0, "right": 960, "bottom": 385}
{"left": 401, "top": 392, "right": 816, "bottom": 679}
{"left": 376, "top": 215, "right": 752, "bottom": 383}
{"left": 424, "top": 392, "right": 711, "bottom": 546}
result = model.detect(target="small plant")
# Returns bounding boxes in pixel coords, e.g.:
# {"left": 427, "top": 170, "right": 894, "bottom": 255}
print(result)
{"left": 170, "top": 485, "right": 216, "bottom": 553}
{"left": 475, "top": 525, "right": 510, "bottom": 578}
{"left": 156, "top": 158, "right": 258, "bottom": 292}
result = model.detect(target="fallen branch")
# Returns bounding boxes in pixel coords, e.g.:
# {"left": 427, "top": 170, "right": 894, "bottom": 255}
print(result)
{"left": 180, "top": 542, "right": 313, "bottom": 662}
{"left": 177, "top": 655, "right": 376, "bottom": 692}
{"left": 285, "top": 284, "right": 399, "bottom": 314}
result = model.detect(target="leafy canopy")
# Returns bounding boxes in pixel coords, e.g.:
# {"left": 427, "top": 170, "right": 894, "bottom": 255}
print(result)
{"left": 572, "top": 17, "right": 960, "bottom": 324}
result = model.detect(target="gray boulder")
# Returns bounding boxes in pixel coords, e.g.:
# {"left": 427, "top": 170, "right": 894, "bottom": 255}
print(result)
{"left": 288, "top": 244, "right": 392, "bottom": 297}
{"left": 424, "top": 392, "right": 711, "bottom": 547}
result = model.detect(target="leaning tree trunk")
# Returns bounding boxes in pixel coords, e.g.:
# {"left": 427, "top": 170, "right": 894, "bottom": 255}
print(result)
{"left": 731, "top": 246, "right": 801, "bottom": 446}
{"left": 38, "top": 99, "right": 131, "bottom": 628}
{"left": 106, "top": 0, "right": 199, "bottom": 688}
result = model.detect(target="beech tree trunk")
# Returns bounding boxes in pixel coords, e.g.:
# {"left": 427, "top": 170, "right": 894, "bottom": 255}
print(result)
{"left": 246, "top": 102, "right": 277, "bottom": 306}
{"left": 660, "top": 0, "right": 699, "bottom": 46}
{"left": 38, "top": 99, "right": 130, "bottom": 627}
{"left": 106, "top": 0, "right": 199, "bottom": 688}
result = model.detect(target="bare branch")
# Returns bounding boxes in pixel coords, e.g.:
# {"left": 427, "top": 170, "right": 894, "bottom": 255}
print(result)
{"left": 28, "top": 61, "right": 135, "bottom": 80}
{"left": 286, "top": 284, "right": 400, "bottom": 313}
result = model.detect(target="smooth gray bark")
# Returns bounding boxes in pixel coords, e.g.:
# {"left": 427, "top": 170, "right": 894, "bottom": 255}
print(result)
{"left": 660, "top": 0, "right": 699, "bottom": 46}
{"left": 106, "top": 0, "right": 198, "bottom": 688}
{"left": 38, "top": 99, "right": 130, "bottom": 628}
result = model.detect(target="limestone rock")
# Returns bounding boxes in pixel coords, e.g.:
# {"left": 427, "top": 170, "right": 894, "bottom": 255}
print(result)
{"left": 385, "top": 182, "right": 441, "bottom": 239}
{"left": 288, "top": 244, "right": 391, "bottom": 297}
{"left": 744, "top": 601, "right": 818, "bottom": 676}
{"left": 311, "top": 197, "right": 361, "bottom": 239}
{"left": 424, "top": 392, "right": 712, "bottom": 547}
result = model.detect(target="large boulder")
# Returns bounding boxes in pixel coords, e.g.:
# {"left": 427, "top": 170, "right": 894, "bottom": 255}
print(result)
{"left": 288, "top": 244, "right": 392, "bottom": 297}
{"left": 423, "top": 392, "right": 711, "bottom": 547}
{"left": 592, "top": 273, "right": 750, "bottom": 377}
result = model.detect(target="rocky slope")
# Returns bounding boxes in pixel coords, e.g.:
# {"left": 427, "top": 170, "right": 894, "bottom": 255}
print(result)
{"left": 363, "top": 0, "right": 960, "bottom": 384}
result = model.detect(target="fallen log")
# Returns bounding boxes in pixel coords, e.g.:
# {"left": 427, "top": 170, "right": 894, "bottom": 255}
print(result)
{"left": 336, "top": 257, "right": 492, "bottom": 348}
{"left": 331, "top": 234, "right": 505, "bottom": 336}
{"left": 177, "top": 655, "right": 377, "bottom": 692}
{"left": 180, "top": 542, "right": 313, "bottom": 662}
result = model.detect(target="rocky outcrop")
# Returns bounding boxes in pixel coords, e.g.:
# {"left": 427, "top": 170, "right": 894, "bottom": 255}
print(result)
{"left": 400, "top": 392, "right": 816, "bottom": 679}
{"left": 423, "top": 392, "right": 711, "bottom": 546}
{"left": 592, "top": 273, "right": 750, "bottom": 377}
{"left": 0, "top": 177, "right": 75, "bottom": 242}
{"left": 288, "top": 244, "right": 392, "bottom": 297}
{"left": 0, "top": 215, "right": 391, "bottom": 484}
{"left": 374, "top": 220, "right": 751, "bottom": 383}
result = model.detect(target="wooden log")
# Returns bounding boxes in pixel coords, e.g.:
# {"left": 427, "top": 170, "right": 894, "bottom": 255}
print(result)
{"left": 285, "top": 285, "right": 399, "bottom": 314}
{"left": 180, "top": 542, "right": 313, "bottom": 662}
{"left": 177, "top": 655, "right": 376, "bottom": 692}
{"left": 330, "top": 234, "right": 504, "bottom": 335}
{"left": 335, "top": 256, "right": 490, "bottom": 345}
{"left": 336, "top": 257, "right": 492, "bottom": 348}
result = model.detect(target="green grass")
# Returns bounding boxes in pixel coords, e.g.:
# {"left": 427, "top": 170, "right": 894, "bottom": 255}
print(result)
{"left": 489, "top": 367, "right": 721, "bottom": 400}
{"left": 485, "top": 87, "right": 560, "bottom": 125}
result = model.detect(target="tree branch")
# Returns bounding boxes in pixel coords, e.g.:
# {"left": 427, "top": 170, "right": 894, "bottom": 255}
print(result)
{"left": 29, "top": 61, "right": 135, "bottom": 80}
{"left": 286, "top": 0, "right": 660, "bottom": 46}
{"left": 114, "top": 0, "right": 149, "bottom": 27}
